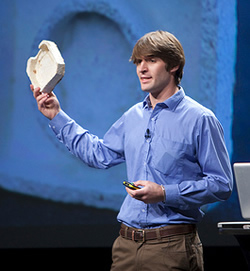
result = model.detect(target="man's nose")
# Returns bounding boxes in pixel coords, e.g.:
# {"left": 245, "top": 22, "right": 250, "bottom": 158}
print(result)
{"left": 138, "top": 60, "right": 148, "bottom": 73}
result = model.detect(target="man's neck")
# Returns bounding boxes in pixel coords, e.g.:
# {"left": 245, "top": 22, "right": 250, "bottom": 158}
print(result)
{"left": 149, "top": 85, "right": 179, "bottom": 109}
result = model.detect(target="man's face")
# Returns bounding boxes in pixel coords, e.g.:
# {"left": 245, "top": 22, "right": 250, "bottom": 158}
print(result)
{"left": 136, "top": 56, "right": 172, "bottom": 95}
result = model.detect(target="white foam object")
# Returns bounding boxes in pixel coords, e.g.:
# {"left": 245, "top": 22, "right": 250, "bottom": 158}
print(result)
{"left": 26, "top": 40, "right": 65, "bottom": 93}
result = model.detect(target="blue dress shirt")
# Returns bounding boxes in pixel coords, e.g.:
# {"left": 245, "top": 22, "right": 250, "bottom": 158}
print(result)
{"left": 49, "top": 87, "right": 233, "bottom": 228}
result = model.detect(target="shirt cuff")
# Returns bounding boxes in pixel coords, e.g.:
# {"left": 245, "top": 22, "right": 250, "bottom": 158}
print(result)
{"left": 48, "top": 110, "right": 72, "bottom": 135}
{"left": 163, "top": 184, "right": 180, "bottom": 207}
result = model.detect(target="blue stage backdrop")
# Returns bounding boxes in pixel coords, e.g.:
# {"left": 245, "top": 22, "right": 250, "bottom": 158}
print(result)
{"left": 0, "top": 0, "right": 241, "bottom": 247}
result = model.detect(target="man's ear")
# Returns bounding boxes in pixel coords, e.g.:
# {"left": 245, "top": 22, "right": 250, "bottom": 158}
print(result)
{"left": 170, "top": 65, "right": 179, "bottom": 73}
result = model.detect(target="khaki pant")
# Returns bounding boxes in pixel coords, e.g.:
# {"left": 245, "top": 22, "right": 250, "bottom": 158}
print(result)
{"left": 111, "top": 230, "right": 204, "bottom": 271}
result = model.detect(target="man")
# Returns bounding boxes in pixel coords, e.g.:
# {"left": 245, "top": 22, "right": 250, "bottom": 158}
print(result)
{"left": 31, "top": 30, "right": 233, "bottom": 270}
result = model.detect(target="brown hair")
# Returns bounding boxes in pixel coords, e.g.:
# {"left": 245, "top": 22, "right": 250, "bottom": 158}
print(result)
{"left": 131, "top": 30, "right": 185, "bottom": 85}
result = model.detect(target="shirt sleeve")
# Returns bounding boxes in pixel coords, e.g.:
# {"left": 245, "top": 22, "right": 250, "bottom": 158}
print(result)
{"left": 164, "top": 114, "right": 233, "bottom": 210}
{"left": 49, "top": 110, "right": 125, "bottom": 169}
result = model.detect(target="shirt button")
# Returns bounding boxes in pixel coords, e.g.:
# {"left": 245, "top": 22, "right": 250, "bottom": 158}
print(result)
{"left": 142, "top": 209, "right": 146, "bottom": 213}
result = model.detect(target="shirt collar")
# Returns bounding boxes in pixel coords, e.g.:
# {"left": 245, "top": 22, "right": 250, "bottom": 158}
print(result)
{"left": 143, "top": 87, "right": 185, "bottom": 111}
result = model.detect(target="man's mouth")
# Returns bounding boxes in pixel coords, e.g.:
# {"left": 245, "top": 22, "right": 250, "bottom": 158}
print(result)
{"left": 140, "top": 76, "right": 152, "bottom": 83}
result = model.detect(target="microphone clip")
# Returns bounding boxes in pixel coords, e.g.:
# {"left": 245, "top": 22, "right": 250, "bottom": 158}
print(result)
{"left": 145, "top": 128, "right": 151, "bottom": 139}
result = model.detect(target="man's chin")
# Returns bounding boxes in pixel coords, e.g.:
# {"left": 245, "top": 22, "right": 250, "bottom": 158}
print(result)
{"left": 140, "top": 86, "right": 151, "bottom": 93}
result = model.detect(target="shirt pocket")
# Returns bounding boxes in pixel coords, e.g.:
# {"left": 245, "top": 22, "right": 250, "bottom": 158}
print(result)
{"left": 151, "top": 138, "right": 187, "bottom": 177}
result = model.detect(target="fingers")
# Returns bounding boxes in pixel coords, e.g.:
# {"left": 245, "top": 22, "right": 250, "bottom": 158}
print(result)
{"left": 37, "top": 92, "right": 49, "bottom": 103}
{"left": 33, "top": 87, "right": 41, "bottom": 99}
{"left": 125, "top": 185, "right": 145, "bottom": 200}
{"left": 30, "top": 84, "right": 60, "bottom": 119}
{"left": 125, "top": 187, "right": 138, "bottom": 200}
{"left": 133, "top": 180, "right": 147, "bottom": 187}
{"left": 30, "top": 84, "right": 42, "bottom": 100}
{"left": 36, "top": 92, "right": 49, "bottom": 109}
{"left": 125, "top": 181, "right": 164, "bottom": 204}
{"left": 30, "top": 85, "right": 49, "bottom": 108}
{"left": 125, "top": 181, "right": 146, "bottom": 196}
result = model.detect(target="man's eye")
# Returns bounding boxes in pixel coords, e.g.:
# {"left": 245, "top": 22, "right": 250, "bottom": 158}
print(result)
{"left": 150, "top": 59, "right": 156, "bottom": 63}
